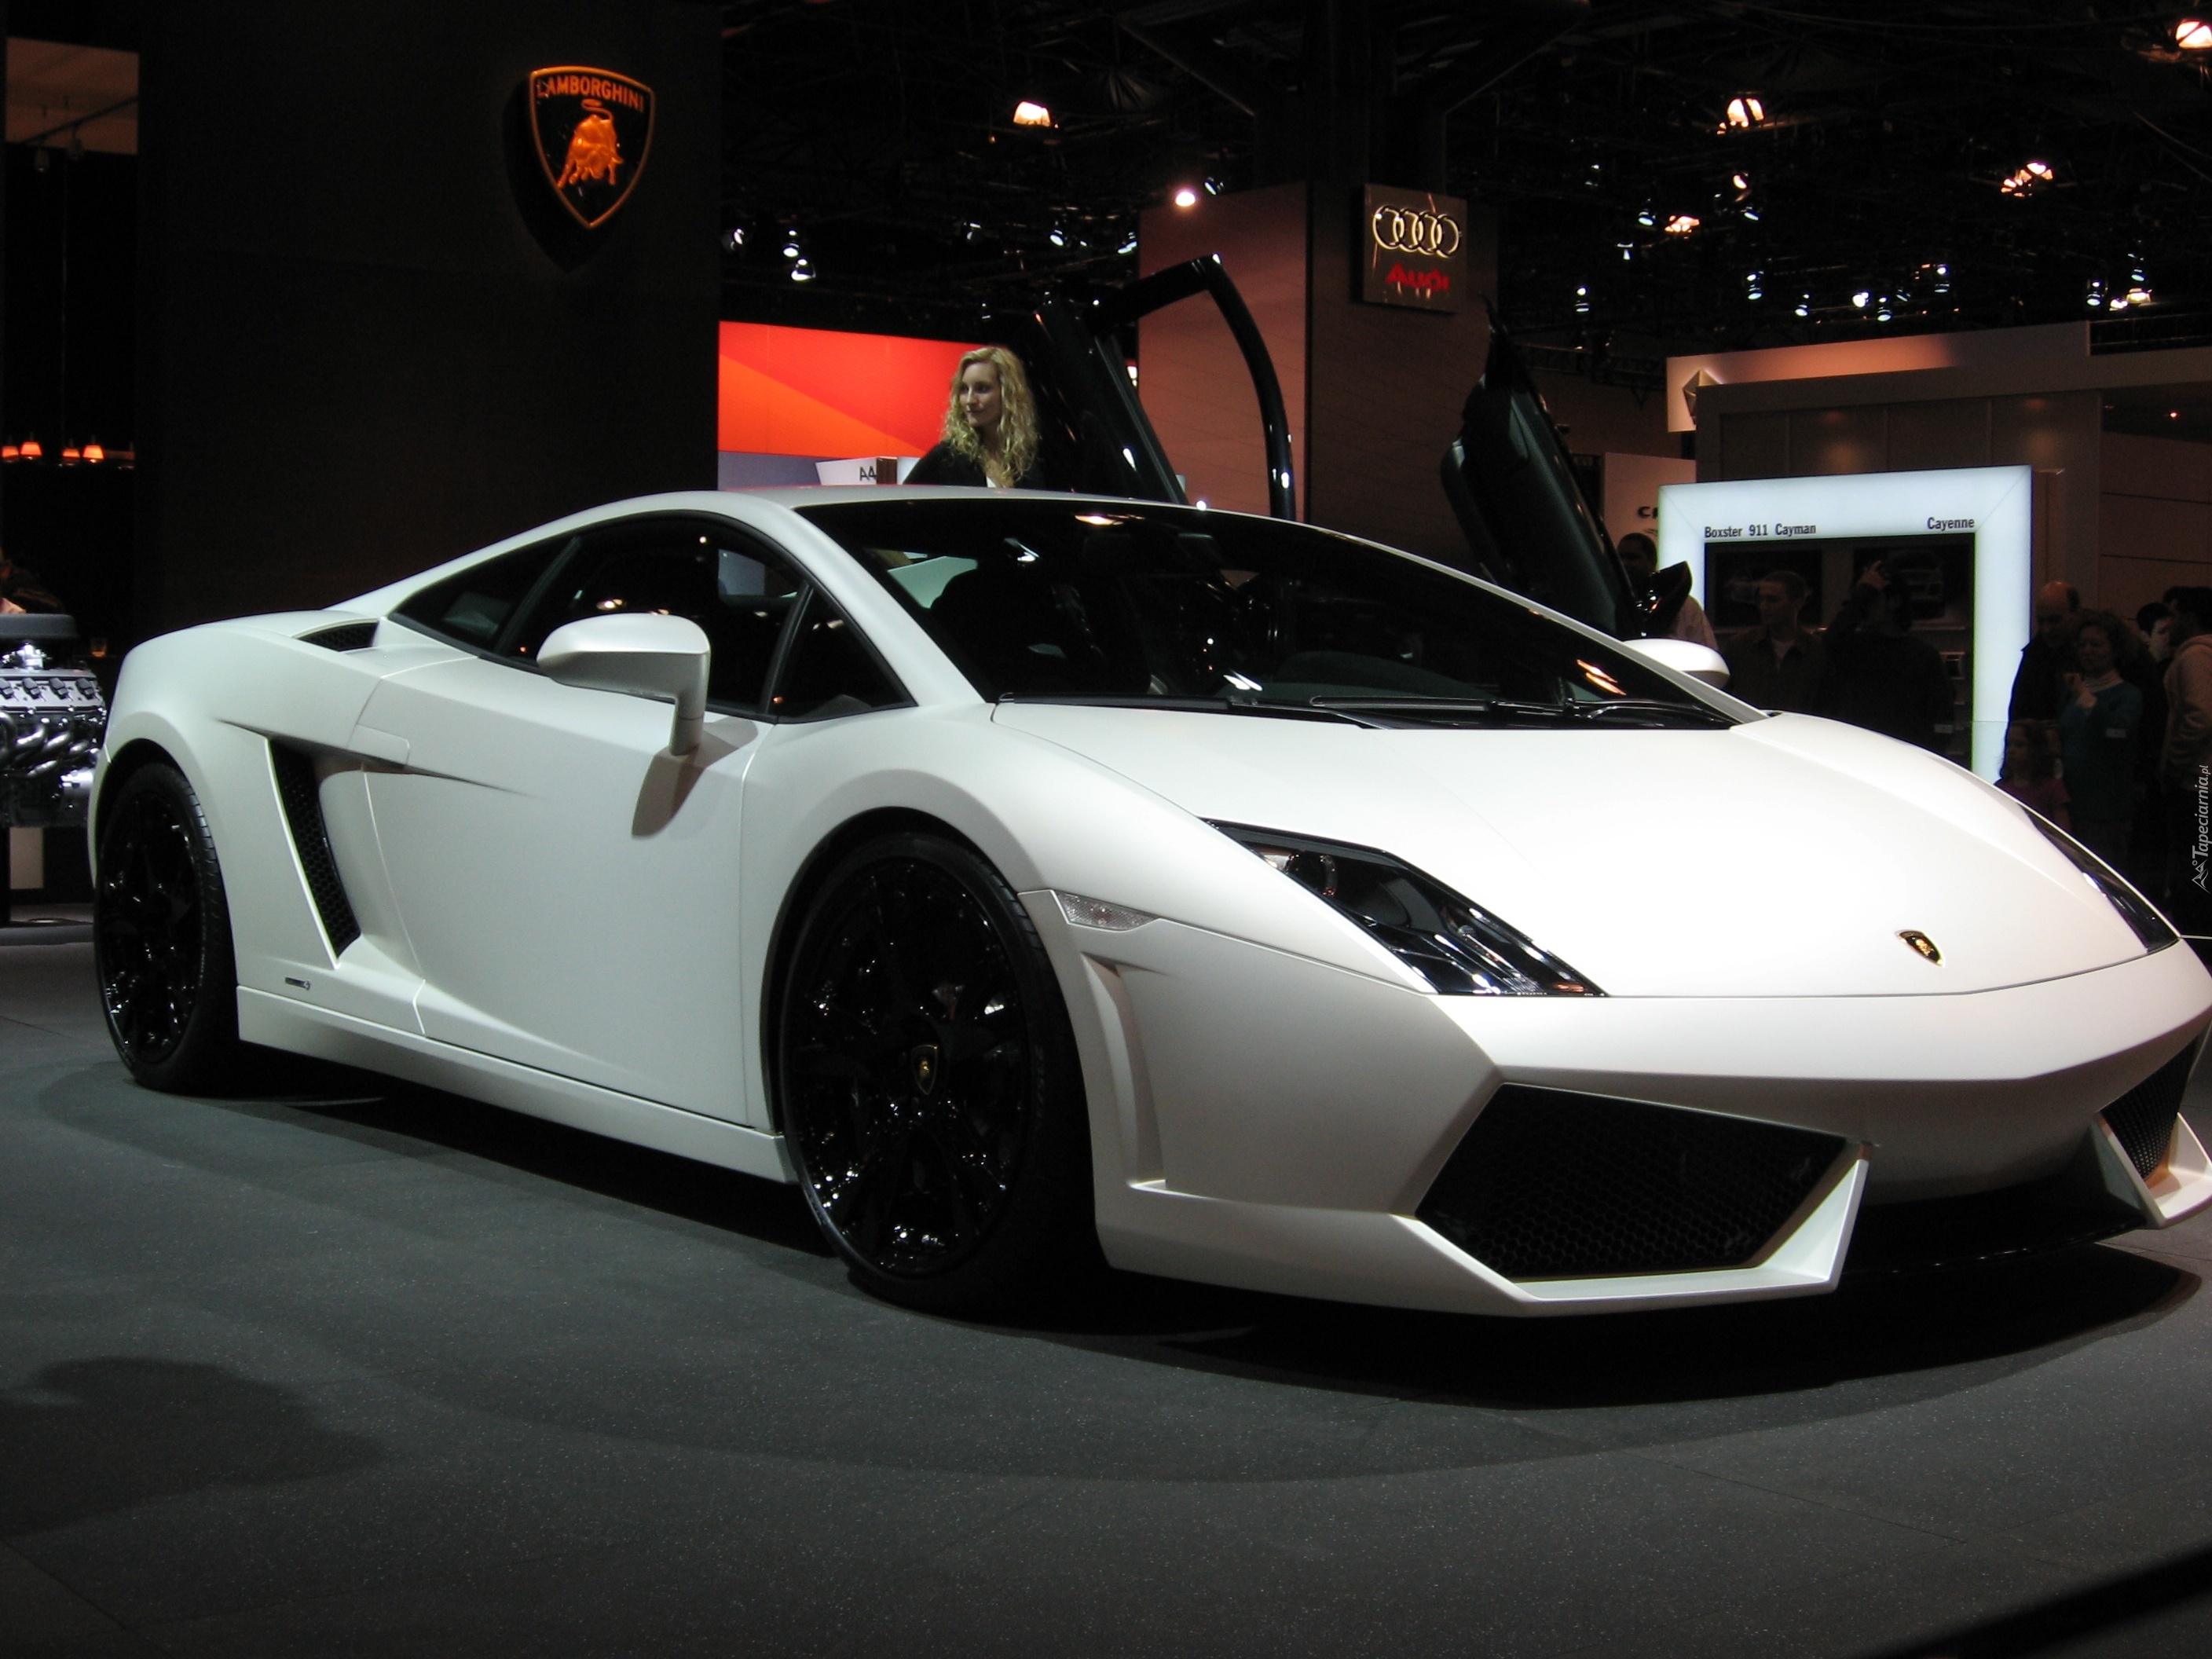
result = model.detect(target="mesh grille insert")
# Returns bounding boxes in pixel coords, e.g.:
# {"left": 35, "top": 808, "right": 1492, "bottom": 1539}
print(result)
{"left": 1417, "top": 1086, "right": 1846, "bottom": 1280}
{"left": 269, "top": 744, "right": 361, "bottom": 954}
{"left": 2104, "top": 1042, "right": 2199, "bottom": 1180}
{"left": 300, "top": 621, "right": 378, "bottom": 651}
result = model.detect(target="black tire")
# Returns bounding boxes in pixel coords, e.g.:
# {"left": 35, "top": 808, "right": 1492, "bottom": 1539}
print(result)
{"left": 775, "top": 830, "right": 1097, "bottom": 1315}
{"left": 93, "top": 760, "right": 243, "bottom": 1092}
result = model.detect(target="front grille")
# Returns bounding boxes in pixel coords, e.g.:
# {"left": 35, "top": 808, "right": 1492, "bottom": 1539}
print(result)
{"left": 1417, "top": 1086, "right": 1846, "bottom": 1280}
{"left": 269, "top": 743, "right": 361, "bottom": 954}
{"left": 2104, "top": 1042, "right": 2199, "bottom": 1180}
{"left": 299, "top": 620, "right": 379, "bottom": 651}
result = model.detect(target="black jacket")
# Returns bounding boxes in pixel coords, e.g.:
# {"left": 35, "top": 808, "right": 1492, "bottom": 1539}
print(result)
{"left": 906, "top": 443, "right": 1053, "bottom": 491}
{"left": 1822, "top": 586, "right": 1954, "bottom": 751}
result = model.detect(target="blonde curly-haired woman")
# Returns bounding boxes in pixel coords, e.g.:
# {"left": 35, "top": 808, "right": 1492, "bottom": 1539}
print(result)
{"left": 908, "top": 346, "right": 1053, "bottom": 489}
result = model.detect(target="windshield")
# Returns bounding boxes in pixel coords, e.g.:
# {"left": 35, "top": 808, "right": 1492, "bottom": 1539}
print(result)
{"left": 798, "top": 499, "right": 1734, "bottom": 727}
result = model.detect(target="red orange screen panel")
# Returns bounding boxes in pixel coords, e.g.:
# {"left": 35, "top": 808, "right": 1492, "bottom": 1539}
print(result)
{"left": 717, "top": 322, "right": 978, "bottom": 456}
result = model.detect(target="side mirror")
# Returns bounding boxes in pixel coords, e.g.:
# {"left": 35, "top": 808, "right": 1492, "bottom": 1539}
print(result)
{"left": 540, "top": 613, "right": 712, "bottom": 755}
{"left": 1623, "top": 635, "right": 1730, "bottom": 690}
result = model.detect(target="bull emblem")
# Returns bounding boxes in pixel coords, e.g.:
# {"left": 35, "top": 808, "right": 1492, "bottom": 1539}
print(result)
{"left": 525, "top": 67, "right": 655, "bottom": 232}
{"left": 554, "top": 98, "right": 623, "bottom": 192}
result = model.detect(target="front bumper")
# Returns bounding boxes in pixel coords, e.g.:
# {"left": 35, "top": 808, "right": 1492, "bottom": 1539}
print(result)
{"left": 1033, "top": 900, "right": 2212, "bottom": 1317}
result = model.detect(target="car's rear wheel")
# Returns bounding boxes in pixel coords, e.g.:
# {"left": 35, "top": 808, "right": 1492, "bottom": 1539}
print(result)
{"left": 776, "top": 830, "right": 1096, "bottom": 1314}
{"left": 93, "top": 760, "right": 241, "bottom": 1092}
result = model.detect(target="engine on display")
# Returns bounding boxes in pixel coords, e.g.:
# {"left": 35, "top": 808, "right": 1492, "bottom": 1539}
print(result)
{"left": 0, "top": 617, "right": 105, "bottom": 832}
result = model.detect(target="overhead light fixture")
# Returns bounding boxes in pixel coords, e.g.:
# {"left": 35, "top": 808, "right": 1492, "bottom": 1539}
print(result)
{"left": 2000, "top": 159, "right": 2054, "bottom": 196}
{"left": 1664, "top": 214, "right": 1699, "bottom": 235}
{"left": 1049, "top": 225, "right": 1067, "bottom": 247}
{"left": 1013, "top": 100, "right": 1053, "bottom": 126}
{"left": 1636, "top": 207, "right": 1657, "bottom": 227}
{"left": 1617, "top": 241, "right": 1635, "bottom": 262}
{"left": 1794, "top": 296, "right": 1811, "bottom": 317}
{"left": 1745, "top": 271, "right": 1763, "bottom": 300}
{"left": 782, "top": 239, "right": 800, "bottom": 258}
{"left": 19, "top": 438, "right": 42, "bottom": 460}
{"left": 1723, "top": 94, "right": 1766, "bottom": 130}
{"left": 2086, "top": 276, "right": 2108, "bottom": 309}
{"left": 82, "top": 442, "right": 105, "bottom": 463}
{"left": 1173, "top": 186, "right": 1199, "bottom": 208}
{"left": 2177, "top": 17, "right": 2212, "bottom": 48}
{"left": 1118, "top": 232, "right": 1138, "bottom": 255}
{"left": 1852, "top": 290, "right": 1872, "bottom": 309}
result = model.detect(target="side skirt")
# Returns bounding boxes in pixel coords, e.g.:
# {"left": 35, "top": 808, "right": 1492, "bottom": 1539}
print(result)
{"left": 237, "top": 988, "right": 794, "bottom": 1185}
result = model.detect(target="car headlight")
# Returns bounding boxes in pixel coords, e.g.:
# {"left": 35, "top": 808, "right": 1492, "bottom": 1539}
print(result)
{"left": 2027, "top": 811, "right": 2178, "bottom": 954}
{"left": 1210, "top": 822, "right": 1601, "bottom": 996}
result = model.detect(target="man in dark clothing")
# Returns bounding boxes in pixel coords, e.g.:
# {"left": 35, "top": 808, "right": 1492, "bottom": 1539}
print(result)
{"left": 1822, "top": 560, "right": 1954, "bottom": 752}
{"left": 2007, "top": 580, "right": 2079, "bottom": 720}
{"left": 1722, "top": 569, "right": 1826, "bottom": 712}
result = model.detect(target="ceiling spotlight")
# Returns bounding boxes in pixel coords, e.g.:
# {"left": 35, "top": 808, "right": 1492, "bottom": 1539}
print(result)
{"left": 1013, "top": 100, "right": 1053, "bottom": 126}
{"left": 1723, "top": 94, "right": 1766, "bottom": 130}
{"left": 1636, "top": 207, "right": 1657, "bottom": 227}
{"left": 1574, "top": 284, "right": 1591, "bottom": 313}
{"left": 1118, "top": 232, "right": 1138, "bottom": 255}
{"left": 1617, "top": 241, "right": 1635, "bottom": 262}
{"left": 2086, "top": 277, "right": 2108, "bottom": 309}
{"left": 1732, "top": 173, "right": 1750, "bottom": 192}
{"left": 782, "top": 240, "right": 801, "bottom": 258}
{"left": 1794, "top": 296, "right": 1811, "bottom": 317}
{"left": 2177, "top": 16, "right": 2212, "bottom": 48}
{"left": 2000, "top": 159, "right": 2054, "bottom": 196}
{"left": 1852, "top": 290, "right": 1872, "bottom": 308}
{"left": 1173, "top": 186, "right": 1199, "bottom": 208}
{"left": 1745, "top": 271, "right": 1763, "bottom": 300}
{"left": 1664, "top": 214, "right": 1699, "bottom": 235}
{"left": 790, "top": 258, "right": 815, "bottom": 283}
{"left": 723, "top": 225, "right": 745, "bottom": 252}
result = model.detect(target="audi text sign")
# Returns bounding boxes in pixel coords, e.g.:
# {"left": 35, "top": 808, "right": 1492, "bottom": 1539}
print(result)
{"left": 1361, "top": 185, "right": 1467, "bottom": 313}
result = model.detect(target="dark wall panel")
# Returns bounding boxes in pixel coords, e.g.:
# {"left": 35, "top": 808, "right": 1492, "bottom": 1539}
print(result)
{"left": 1302, "top": 185, "right": 1494, "bottom": 565}
{"left": 137, "top": 0, "right": 718, "bottom": 633}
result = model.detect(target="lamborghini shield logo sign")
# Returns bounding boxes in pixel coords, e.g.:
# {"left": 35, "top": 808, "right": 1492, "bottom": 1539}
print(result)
{"left": 527, "top": 67, "right": 654, "bottom": 230}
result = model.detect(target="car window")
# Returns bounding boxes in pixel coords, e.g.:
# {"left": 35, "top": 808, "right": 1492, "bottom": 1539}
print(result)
{"left": 800, "top": 498, "right": 1731, "bottom": 727}
{"left": 396, "top": 535, "right": 574, "bottom": 649}
{"left": 507, "top": 518, "right": 805, "bottom": 713}
{"left": 767, "top": 590, "right": 907, "bottom": 722}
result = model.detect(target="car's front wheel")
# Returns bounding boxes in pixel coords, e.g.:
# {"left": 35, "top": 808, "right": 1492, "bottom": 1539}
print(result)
{"left": 93, "top": 760, "right": 241, "bottom": 1092}
{"left": 776, "top": 830, "right": 1096, "bottom": 1314}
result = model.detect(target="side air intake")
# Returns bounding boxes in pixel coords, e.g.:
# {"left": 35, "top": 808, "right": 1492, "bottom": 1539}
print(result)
{"left": 269, "top": 743, "right": 361, "bottom": 954}
{"left": 299, "top": 620, "right": 379, "bottom": 651}
{"left": 2104, "top": 1042, "right": 2199, "bottom": 1179}
{"left": 1418, "top": 1086, "right": 1846, "bottom": 1280}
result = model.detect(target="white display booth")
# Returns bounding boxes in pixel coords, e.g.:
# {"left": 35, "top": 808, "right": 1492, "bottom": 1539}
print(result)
{"left": 1657, "top": 465, "right": 2033, "bottom": 780}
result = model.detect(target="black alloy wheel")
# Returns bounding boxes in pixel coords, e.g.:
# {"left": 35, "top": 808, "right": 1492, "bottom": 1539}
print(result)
{"left": 777, "top": 830, "right": 1096, "bottom": 1313}
{"left": 93, "top": 761, "right": 241, "bottom": 1092}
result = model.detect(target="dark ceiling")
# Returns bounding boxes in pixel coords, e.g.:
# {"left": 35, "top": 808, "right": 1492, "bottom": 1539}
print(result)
{"left": 720, "top": 0, "right": 2212, "bottom": 364}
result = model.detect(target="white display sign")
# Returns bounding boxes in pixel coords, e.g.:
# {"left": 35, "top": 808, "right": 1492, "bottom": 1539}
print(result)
{"left": 1657, "top": 466, "right": 2032, "bottom": 780}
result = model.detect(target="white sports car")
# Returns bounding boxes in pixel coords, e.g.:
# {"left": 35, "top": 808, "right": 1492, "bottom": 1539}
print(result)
{"left": 89, "top": 483, "right": 2212, "bottom": 1317}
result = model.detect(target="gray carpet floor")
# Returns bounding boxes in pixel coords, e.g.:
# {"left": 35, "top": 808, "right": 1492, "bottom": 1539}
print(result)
{"left": 6, "top": 939, "right": 2212, "bottom": 1657}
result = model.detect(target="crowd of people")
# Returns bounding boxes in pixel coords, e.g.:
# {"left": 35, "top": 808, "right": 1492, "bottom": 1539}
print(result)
{"left": 1992, "top": 580, "right": 2212, "bottom": 930}
{"left": 1627, "top": 547, "right": 1958, "bottom": 753}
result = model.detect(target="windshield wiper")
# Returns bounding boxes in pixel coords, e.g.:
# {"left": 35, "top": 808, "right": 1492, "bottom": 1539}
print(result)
{"left": 1561, "top": 698, "right": 1734, "bottom": 727}
{"left": 1311, "top": 695, "right": 1732, "bottom": 730}
{"left": 1310, "top": 696, "right": 1565, "bottom": 727}
{"left": 997, "top": 694, "right": 1381, "bottom": 727}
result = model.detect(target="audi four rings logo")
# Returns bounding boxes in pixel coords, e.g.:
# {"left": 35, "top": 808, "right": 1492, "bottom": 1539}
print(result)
{"left": 1371, "top": 205, "right": 1462, "bottom": 257}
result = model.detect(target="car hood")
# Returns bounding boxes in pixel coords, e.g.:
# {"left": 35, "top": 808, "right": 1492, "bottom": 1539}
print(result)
{"left": 993, "top": 703, "right": 2152, "bottom": 998}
